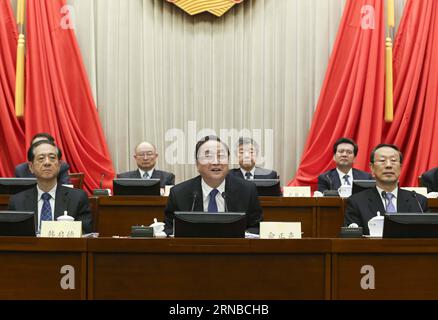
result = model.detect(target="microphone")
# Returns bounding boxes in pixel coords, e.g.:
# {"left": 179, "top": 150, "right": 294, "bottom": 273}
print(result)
{"left": 99, "top": 173, "right": 105, "bottom": 189}
{"left": 381, "top": 191, "right": 388, "bottom": 212}
{"left": 93, "top": 173, "right": 110, "bottom": 196}
{"left": 191, "top": 191, "right": 199, "bottom": 212}
{"left": 221, "top": 192, "right": 228, "bottom": 212}
{"left": 325, "top": 174, "right": 333, "bottom": 190}
{"left": 411, "top": 190, "right": 424, "bottom": 213}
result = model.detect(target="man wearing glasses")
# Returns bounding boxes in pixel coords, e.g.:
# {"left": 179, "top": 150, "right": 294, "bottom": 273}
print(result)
{"left": 118, "top": 141, "right": 175, "bottom": 188}
{"left": 344, "top": 144, "right": 428, "bottom": 235}
{"left": 229, "top": 137, "right": 278, "bottom": 180}
{"left": 163, "top": 135, "right": 263, "bottom": 235}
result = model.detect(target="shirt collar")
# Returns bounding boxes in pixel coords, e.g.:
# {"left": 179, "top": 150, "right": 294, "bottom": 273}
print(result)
{"left": 37, "top": 184, "right": 57, "bottom": 201}
{"left": 336, "top": 167, "right": 353, "bottom": 180}
{"left": 240, "top": 167, "right": 256, "bottom": 178}
{"left": 376, "top": 185, "right": 398, "bottom": 199}
{"left": 138, "top": 168, "right": 154, "bottom": 178}
{"left": 201, "top": 178, "right": 226, "bottom": 201}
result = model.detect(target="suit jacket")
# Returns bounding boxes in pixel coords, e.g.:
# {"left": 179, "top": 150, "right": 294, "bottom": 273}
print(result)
{"left": 228, "top": 167, "right": 279, "bottom": 179}
{"left": 344, "top": 187, "right": 428, "bottom": 235}
{"left": 118, "top": 169, "right": 175, "bottom": 188}
{"left": 318, "top": 168, "right": 373, "bottom": 192}
{"left": 15, "top": 161, "right": 71, "bottom": 185}
{"left": 421, "top": 167, "right": 438, "bottom": 193}
{"left": 8, "top": 185, "right": 93, "bottom": 234}
{"left": 164, "top": 174, "right": 263, "bottom": 235}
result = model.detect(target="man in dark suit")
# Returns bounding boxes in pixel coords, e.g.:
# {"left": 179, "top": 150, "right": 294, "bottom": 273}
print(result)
{"left": 344, "top": 144, "right": 428, "bottom": 235}
{"left": 8, "top": 140, "right": 92, "bottom": 234}
{"left": 164, "top": 135, "right": 263, "bottom": 235}
{"left": 15, "top": 133, "right": 70, "bottom": 185}
{"left": 118, "top": 141, "right": 175, "bottom": 188}
{"left": 318, "top": 137, "right": 372, "bottom": 192}
{"left": 421, "top": 167, "right": 438, "bottom": 193}
{"left": 228, "top": 137, "right": 278, "bottom": 180}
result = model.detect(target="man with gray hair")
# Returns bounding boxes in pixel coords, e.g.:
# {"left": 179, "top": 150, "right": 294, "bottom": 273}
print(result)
{"left": 228, "top": 137, "right": 278, "bottom": 180}
{"left": 118, "top": 141, "right": 175, "bottom": 188}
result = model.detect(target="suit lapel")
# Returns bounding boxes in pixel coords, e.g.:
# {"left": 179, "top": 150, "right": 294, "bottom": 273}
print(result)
{"left": 224, "top": 177, "right": 239, "bottom": 212}
{"left": 192, "top": 176, "right": 204, "bottom": 212}
{"left": 135, "top": 170, "right": 142, "bottom": 179}
{"left": 54, "top": 186, "right": 69, "bottom": 219}
{"left": 368, "top": 188, "right": 386, "bottom": 215}
{"left": 235, "top": 169, "right": 244, "bottom": 179}
{"left": 331, "top": 170, "right": 341, "bottom": 189}
{"left": 397, "top": 189, "right": 413, "bottom": 212}
{"left": 151, "top": 170, "right": 161, "bottom": 180}
{"left": 28, "top": 188, "right": 39, "bottom": 229}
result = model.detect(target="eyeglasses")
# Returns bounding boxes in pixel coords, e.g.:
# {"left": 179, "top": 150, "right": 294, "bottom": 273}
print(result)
{"left": 374, "top": 158, "right": 400, "bottom": 166}
{"left": 136, "top": 152, "right": 156, "bottom": 158}
{"left": 198, "top": 154, "right": 229, "bottom": 163}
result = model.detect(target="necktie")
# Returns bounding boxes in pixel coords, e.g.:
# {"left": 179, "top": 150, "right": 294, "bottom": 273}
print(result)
{"left": 208, "top": 189, "right": 219, "bottom": 213}
{"left": 143, "top": 172, "right": 149, "bottom": 179}
{"left": 41, "top": 193, "right": 52, "bottom": 226}
{"left": 343, "top": 175, "right": 351, "bottom": 185}
{"left": 385, "top": 192, "right": 396, "bottom": 213}
{"left": 245, "top": 172, "right": 252, "bottom": 180}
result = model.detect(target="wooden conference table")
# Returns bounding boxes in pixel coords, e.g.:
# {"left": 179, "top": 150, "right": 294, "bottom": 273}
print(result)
{"left": 2, "top": 195, "right": 438, "bottom": 238}
{"left": 92, "top": 196, "right": 438, "bottom": 237}
{"left": 2, "top": 237, "right": 438, "bottom": 300}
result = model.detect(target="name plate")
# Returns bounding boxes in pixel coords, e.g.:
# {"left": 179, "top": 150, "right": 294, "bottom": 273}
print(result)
{"left": 260, "top": 222, "right": 302, "bottom": 239}
{"left": 40, "top": 221, "right": 82, "bottom": 238}
{"left": 283, "top": 186, "right": 311, "bottom": 197}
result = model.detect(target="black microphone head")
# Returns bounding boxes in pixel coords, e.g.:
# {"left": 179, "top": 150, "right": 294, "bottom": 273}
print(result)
{"left": 411, "top": 190, "right": 418, "bottom": 197}
{"left": 381, "top": 190, "right": 387, "bottom": 198}
{"left": 221, "top": 191, "right": 227, "bottom": 199}
{"left": 191, "top": 191, "right": 199, "bottom": 212}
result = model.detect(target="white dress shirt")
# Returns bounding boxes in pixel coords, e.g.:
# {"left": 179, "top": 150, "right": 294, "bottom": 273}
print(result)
{"left": 201, "top": 179, "right": 226, "bottom": 212}
{"left": 240, "top": 167, "right": 256, "bottom": 180}
{"left": 139, "top": 168, "right": 154, "bottom": 179}
{"left": 376, "top": 186, "right": 398, "bottom": 212}
{"left": 336, "top": 168, "right": 353, "bottom": 186}
{"left": 37, "top": 184, "right": 57, "bottom": 231}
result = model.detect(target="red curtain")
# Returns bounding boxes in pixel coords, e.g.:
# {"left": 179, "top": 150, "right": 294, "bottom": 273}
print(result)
{"left": 25, "top": 0, "right": 114, "bottom": 193}
{"left": 0, "top": 0, "right": 25, "bottom": 177}
{"left": 288, "top": 0, "right": 385, "bottom": 189}
{"left": 384, "top": 0, "right": 438, "bottom": 186}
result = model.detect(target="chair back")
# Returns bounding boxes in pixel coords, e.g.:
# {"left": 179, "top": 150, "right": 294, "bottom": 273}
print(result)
{"left": 68, "top": 173, "right": 85, "bottom": 189}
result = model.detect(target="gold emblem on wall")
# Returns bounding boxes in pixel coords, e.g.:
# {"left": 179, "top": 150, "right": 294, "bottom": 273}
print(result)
{"left": 166, "top": 0, "right": 244, "bottom": 17}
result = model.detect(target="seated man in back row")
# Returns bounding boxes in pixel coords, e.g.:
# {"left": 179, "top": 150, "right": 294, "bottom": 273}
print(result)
{"left": 420, "top": 167, "right": 438, "bottom": 193}
{"left": 318, "top": 137, "right": 372, "bottom": 193}
{"left": 9, "top": 140, "right": 92, "bottom": 234}
{"left": 228, "top": 137, "right": 278, "bottom": 180}
{"left": 344, "top": 144, "right": 428, "bottom": 235}
{"left": 164, "top": 135, "right": 263, "bottom": 235}
{"left": 15, "top": 132, "right": 70, "bottom": 185}
{"left": 118, "top": 141, "right": 175, "bottom": 188}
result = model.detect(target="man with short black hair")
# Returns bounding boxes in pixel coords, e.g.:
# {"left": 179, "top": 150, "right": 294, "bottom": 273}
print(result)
{"left": 118, "top": 141, "right": 175, "bottom": 188}
{"left": 317, "top": 137, "right": 372, "bottom": 192}
{"left": 15, "top": 132, "right": 70, "bottom": 184}
{"left": 228, "top": 137, "right": 278, "bottom": 180}
{"left": 164, "top": 135, "right": 263, "bottom": 235}
{"left": 9, "top": 140, "right": 92, "bottom": 234}
{"left": 344, "top": 144, "right": 428, "bottom": 235}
